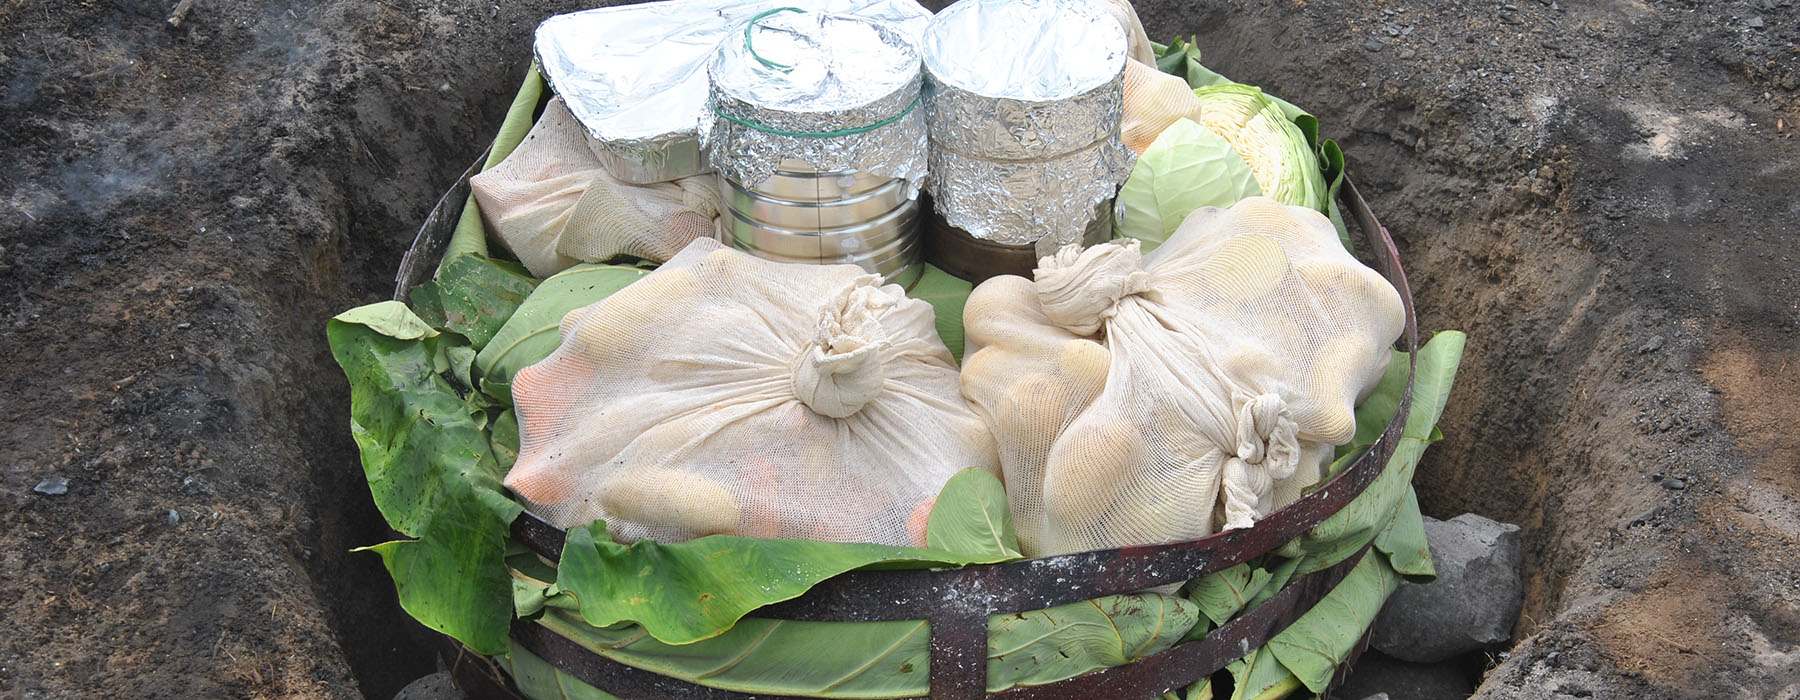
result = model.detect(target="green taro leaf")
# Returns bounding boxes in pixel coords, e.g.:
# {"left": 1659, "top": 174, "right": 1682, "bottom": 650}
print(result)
{"left": 474, "top": 262, "right": 651, "bottom": 403}
{"left": 555, "top": 468, "right": 1024, "bottom": 645}
{"left": 490, "top": 408, "right": 519, "bottom": 472}
{"left": 328, "top": 304, "right": 522, "bottom": 653}
{"left": 411, "top": 253, "right": 537, "bottom": 351}
{"left": 926, "top": 468, "right": 1022, "bottom": 560}
{"left": 331, "top": 300, "right": 439, "bottom": 340}
{"left": 1265, "top": 554, "right": 1401, "bottom": 693}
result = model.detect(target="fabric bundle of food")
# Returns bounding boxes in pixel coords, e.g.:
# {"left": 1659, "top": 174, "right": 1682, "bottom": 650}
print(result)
{"left": 960, "top": 196, "right": 1405, "bottom": 556}
{"left": 503, "top": 238, "right": 997, "bottom": 545}
{"left": 469, "top": 96, "right": 723, "bottom": 277}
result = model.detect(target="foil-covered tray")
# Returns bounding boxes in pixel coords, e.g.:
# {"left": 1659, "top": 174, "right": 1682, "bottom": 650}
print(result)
{"left": 535, "top": 0, "right": 932, "bottom": 184}
{"left": 921, "top": 0, "right": 1133, "bottom": 247}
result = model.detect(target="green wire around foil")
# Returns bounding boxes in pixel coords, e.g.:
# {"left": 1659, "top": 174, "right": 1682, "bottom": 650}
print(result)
{"left": 729, "top": 6, "right": 919, "bottom": 138}
{"left": 714, "top": 95, "right": 920, "bottom": 138}
{"left": 745, "top": 6, "right": 806, "bottom": 71}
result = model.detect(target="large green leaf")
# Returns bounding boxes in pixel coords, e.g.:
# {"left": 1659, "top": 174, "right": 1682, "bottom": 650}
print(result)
{"left": 512, "top": 592, "right": 1193, "bottom": 698}
{"left": 1225, "top": 647, "right": 1302, "bottom": 700}
{"left": 908, "top": 264, "right": 973, "bottom": 363}
{"left": 1184, "top": 563, "right": 1275, "bottom": 629}
{"left": 331, "top": 300, "right": 440, "bottom": 340}
{"left": 327, "top": 304, "right": 522, "bottom": 653}
{"left": 1289, "top": 331, "right": 1465, "bottom": 575}
{"left": 411, "top": 253, "right": 538, "bottom": 350}
{"left": 506, "top": 638, "right": 624, "bottom": 700}
{"left": 442, "top": 63, "right": 549, "bottom": 268}
{"left": 926, "top": 468, "right": 1022, "bottom": 559}
{"left": 556, "top": 470, "right": 1023, "bottom": 645}
{"left": 1373, "top": 486, "right": 1435, "bottom": 581}
{"left": 1265, "top": 554, "right": 1401, "bottom": 693}
{"left": 473, "top": 262, "right": 651, "bottom": 402}
{"left": 490, "top": 408, "right": 519, "bottom": 472}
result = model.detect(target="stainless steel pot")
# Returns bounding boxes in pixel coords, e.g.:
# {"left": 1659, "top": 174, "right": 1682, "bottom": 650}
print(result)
{"left": 721, "top": 159, "right": 923, "bottom": 287}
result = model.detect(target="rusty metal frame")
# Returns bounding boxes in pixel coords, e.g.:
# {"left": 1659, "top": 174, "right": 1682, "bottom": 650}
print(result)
{"left": 404, "top": 163, "right": 1417, "bottom": 699}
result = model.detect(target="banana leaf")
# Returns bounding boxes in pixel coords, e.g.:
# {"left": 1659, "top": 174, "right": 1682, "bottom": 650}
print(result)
{"left": 508, "top": 585, "right": 1195, "bottom": 698}
{"left": 328, "top": 302, "right": 523, "bottom": 654}
{"left": 442, "top": 63, "right": 550, "bottom": 269}
{"left": 1264, "top": 555, "right": 1400, "bottom": 693}
{"left": 907, "top": 264, "right": 973, "bottom": 362}
{"left": 1286, "top": 332, "right": 1465, "bottom": 576}
{"left": 1225, "top": 647, "right": 1302, "bottom": 700}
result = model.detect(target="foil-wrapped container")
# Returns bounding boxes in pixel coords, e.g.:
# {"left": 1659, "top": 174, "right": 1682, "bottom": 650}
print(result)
{"left": 534, "top": 0, "right": 932, "bottom": 184}
{"left": 707, "top": 10, "right": 926, "bottom": 286}
{"left": 703, "top": 10, "right": 927, "bottom": 191}
{"left": 921, "top": 0, "right": 1134, "bottom": 251}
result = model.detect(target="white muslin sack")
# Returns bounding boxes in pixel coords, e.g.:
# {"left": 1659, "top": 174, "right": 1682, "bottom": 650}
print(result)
{"left": 960, "top": 197, "right": 1405, "bottom": 557}
{"left": 504, "top": 238, "right": 998, "bottom": 546}
{"left": 470, "top": 97, "right": 722, "bottom": 277}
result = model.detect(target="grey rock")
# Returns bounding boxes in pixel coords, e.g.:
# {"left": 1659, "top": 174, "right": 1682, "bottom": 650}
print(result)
{"left": 1362, "top": 694, "right": 1392, "bottom": 700}
{"left": 393, "top": 671, "right": 465, "bottom": 700}
{"left": 33, "top": 476, "right": 68, "bottom": 495}
{"left": 1372, "top": 513, "right": 1524, "bottom": 663}
{"left": 1637, "top": 334, "right": 1664, "bottom": 354}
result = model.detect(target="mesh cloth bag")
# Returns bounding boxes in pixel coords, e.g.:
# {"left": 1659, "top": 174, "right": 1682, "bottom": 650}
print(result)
{"left": 470, "top": 96, "right": 722, "bottom": 277}
{"left": 504, "top": 238, "right": 998, "bottom": 545}
{"left": 1121, "top": 60, "right": 1203, "bottom": 155}
{"left": 960, "top": 197, "right": 1405, "bottom": 557}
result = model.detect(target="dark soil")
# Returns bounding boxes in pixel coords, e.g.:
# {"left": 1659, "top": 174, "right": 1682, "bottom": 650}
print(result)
{"left": 1, "top": 1, "right": 1795, "bottom": 699}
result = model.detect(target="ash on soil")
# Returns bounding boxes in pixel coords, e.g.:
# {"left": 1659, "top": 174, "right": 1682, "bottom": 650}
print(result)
{"left": 2, "top": 0, "right": 1796, "bottom": 698}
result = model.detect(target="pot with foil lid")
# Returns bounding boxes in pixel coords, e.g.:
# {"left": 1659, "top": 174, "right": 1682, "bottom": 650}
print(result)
{"left": 920, "top": 0, "right": 1133, "bottom": 266}
{"left": 533, "top": 0, "right": 932, "bottom": 184}
{"left": 705, "top": 9, "right": 928, "bottom": 287}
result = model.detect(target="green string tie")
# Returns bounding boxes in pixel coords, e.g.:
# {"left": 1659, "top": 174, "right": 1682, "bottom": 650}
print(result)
{"left": 745, "top": 6, "right": 806, "bottom": 72}
{"left": 727, "top": 6, "right": 918, "bottom": 138}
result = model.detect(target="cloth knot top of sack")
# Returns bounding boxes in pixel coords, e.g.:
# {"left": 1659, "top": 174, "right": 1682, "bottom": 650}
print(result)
{"left": 504, "top": 238, "right": 997, "bottom": 546}
{"left": 961, "top": 196, "right": 1405, "bottom": 556}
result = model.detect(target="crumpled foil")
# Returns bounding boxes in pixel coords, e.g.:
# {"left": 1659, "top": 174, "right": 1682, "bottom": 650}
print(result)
{"left": 535, "top": 0, "right": 931, "bottom": 184}
{"left": 920, "top": 0, "right": 1134, "bottom": 246}
{"left": 703, "top": 12, "right": 927, "bottom": 192}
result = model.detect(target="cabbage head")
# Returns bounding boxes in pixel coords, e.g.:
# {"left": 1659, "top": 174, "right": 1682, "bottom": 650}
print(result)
{"left": 1192, "top": 83, "right": 1328, "bottom": 211}
{"left": 1113, "top": 118, "right": 1261, "bottom": 251}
